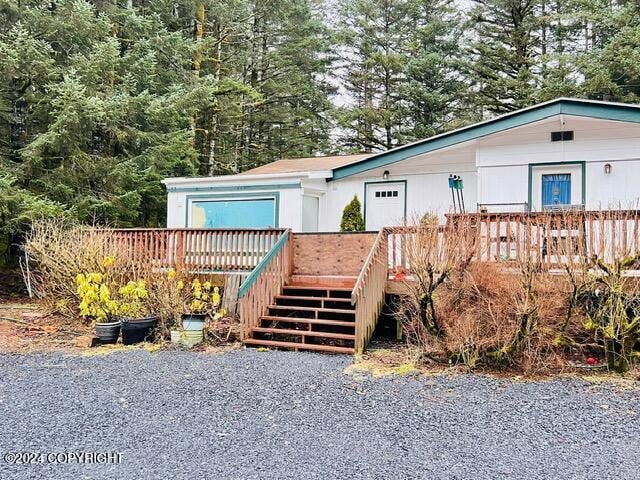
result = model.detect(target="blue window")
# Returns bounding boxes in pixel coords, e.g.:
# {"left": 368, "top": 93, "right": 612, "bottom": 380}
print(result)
{"left": 191, "top": 198, "right": 276, "bottom": 228}
{"left": 542, "top": 174, "right": 571, "bottom": 207}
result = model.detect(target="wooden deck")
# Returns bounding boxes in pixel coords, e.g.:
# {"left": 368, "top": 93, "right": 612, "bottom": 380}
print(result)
{"left": 98, "top": 209, "right": 640, "bottom": 354}
{"left": 237, "top": 232, "right": 377, "bottom": 354}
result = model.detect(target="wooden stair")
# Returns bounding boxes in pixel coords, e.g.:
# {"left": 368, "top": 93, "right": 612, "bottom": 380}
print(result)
{"left": 244, "top": 279, "right": 356, "bottom": 354}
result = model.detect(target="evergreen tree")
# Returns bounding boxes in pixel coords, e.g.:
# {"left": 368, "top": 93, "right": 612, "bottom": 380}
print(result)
{"left": 466, "top": 0, "right": 544, "bottom": 114}
{"left": 1, "top": 0, "right": 640, "bottom": 246}
{"left": 398, "top": 0, "right": 476, "bottom": 138}
{"left": 0, "top": 1, "right": 200, "bottom": 227}
{"left": 188, "top": 0, "right": 334, "bottom": 174}
{"left": 335, "top": 0, "right": 468, "bottom": 151}
{"left": 0, "top": 172, "right": 63, "bottom": 263}
{"left": 340, "top": 195, "right": 365, "bottom": 231}
{"left": 0, "top": 0, "right": 334, "bottom": 232}
{"left": 573, "top": 0, "right": 640, "bottom": 101}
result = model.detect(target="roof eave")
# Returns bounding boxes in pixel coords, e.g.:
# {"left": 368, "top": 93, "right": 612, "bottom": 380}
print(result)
{"left": 330, "top": 98, "right": 640, "bottom": 181}
{"left": 162, "top": 171, "right": 309, "bottom": 186}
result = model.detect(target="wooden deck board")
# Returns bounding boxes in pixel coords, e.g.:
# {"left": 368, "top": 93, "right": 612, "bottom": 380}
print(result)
{"left": 251, "top": 327, "right": 355, "bottom": 340}
{"left": 243, "top": 339, "right": 354, "bottom": 354}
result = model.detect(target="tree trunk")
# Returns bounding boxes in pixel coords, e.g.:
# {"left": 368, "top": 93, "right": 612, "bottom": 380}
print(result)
{"left": 194, "top": 2, "right": 205, "bottom": 76}
{"left": 193, "top": 1, "right": 205, "bottom": 174}
{"left": 207, "top": 23, "right": 223, "bottom": 176}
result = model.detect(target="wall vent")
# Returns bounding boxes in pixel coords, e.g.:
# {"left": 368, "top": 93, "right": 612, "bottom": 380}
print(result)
{"left": 551, "top": 131, "right": 574, "bottom": 142}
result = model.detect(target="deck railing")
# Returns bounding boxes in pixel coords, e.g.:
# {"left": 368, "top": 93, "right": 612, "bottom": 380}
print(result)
{"left": 238, "top": 230, "right": 293, "bottom": 338}
{"left": 352, "top": 230, "right": 389, "bottom": 353}
{"left": 450, "top": 210, "right": 640, "bottom": 267}
{"left": 385, "top": 225, "right": 429, "bottom": 274}
{"left": 386, "top": 210, "right": 640, "bottom": 273}
{"left": 104, "top": 228, "right": 285, "bottom": 272}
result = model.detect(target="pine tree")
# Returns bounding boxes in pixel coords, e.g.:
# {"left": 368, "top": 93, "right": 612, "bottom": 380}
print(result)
{"left": 335, "top": 0, "right": 418, "bottom": 151}
{"left": 187, "top": 0, "right": 334, "bottom": 175}
{"left": 2, "top": 0, "right": 640, "bottom": 245}
{"left": 398, "top": 0, "right": 475, "bottom": 138}
{"left": 573, "top": 0, "right": 640, "bottom": 101}
{"left": 232, "top": 0, "right": 334, "bottom": 172}
{"left": 0, "top": 171, "right": 63, "bottom": 263}
{"left": 0, "top": 0, "right": 334, "bottom": 232}
{"left": 335, "top": 0, "right": 468, "bottom": 151}
{"left": 466, "top": 0, "right": 544, "bottom": 113}
{"left": 340, "top": 195, "right": 366, "bottom": 232}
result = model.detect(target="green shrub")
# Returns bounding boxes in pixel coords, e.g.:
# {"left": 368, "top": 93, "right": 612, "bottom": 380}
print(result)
{"left": 340, "top": 195, "right": 365, "bottom": 232}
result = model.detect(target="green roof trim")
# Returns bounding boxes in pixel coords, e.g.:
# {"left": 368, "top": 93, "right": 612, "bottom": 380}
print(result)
{"left": 331, "top": 98, "right": 640, "bottom": 181}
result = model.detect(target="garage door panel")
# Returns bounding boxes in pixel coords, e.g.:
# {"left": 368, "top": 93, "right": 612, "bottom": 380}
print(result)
{"left": 365, "top": 182, "right": 406, "bottom": 230}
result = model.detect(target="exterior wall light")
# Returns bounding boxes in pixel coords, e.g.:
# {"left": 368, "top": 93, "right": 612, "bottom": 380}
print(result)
{"left": 604, "top": 163, "right": 612, "bottom": 174}
{"left": 382, "top": 170, "right": 390, "bottom": 180}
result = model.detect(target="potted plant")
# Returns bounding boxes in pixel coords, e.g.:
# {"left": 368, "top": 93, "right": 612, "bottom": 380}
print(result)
{"left": 154, "top": 269, "right": 189, "bottom": 344}
{"left": 76, "top": 272, "right": 120, "bottom": 344}
{"left": 118, "top": 279, "right": 158, "bottom": 345}
{"left": 177, "top": 279, "right": 223, "bottom": 346}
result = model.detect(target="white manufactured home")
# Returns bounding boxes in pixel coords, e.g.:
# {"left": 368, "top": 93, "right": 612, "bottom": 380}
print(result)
{"left": 164, "top": 98, "right": 640, "bottom": 231}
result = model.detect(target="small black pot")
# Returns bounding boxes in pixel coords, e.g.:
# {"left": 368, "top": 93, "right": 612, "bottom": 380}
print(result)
{"left": 95, "top": 320, "right": 121, "bottom": 344}
{"left": 121, "top": 316, "right": 159, "bottom": 345}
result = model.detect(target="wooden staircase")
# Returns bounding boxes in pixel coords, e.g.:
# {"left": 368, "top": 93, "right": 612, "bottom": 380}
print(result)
{"left": 243, "top": 280, "right": 356, "bottom": 354}
{"left": 239, "top": 230, "right": 388, "bottom": 355}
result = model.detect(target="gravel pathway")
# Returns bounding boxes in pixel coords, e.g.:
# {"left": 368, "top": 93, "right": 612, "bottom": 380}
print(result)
{"left": 0, "top": 349, "right": 638, "bottom": 480}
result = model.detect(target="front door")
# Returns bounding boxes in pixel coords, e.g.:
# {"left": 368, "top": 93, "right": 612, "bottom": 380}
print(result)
{"left": 542, "top": 174, "right": 571, "bottom": 208}
{"left": 365, "top": 182, "right": 406, "bottom": 230}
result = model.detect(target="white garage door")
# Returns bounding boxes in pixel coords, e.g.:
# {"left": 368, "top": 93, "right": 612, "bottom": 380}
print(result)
{"left": 365, "top": 182, "right": 406, "bottom": 230}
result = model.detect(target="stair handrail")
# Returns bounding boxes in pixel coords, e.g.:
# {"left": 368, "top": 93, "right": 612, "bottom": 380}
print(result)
{"left": 351, "top": 229, "right": 388, "bottom": 352}
{"left": 351, "top": 229, "right": 385, "bottom": 305}
{"left": 238, "top": 229, "right": 292, "bottom": 339}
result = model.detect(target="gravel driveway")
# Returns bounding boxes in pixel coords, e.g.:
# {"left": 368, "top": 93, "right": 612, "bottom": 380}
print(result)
{"left": 0, "top": 349, "right": 638, "bottom": 480}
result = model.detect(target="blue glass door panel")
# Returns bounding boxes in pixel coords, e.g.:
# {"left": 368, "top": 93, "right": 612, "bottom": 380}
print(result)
{"left": 542, "top": 174, "right": 571, "bottom": 207}
{"left": 191, "top": 198, "right": 276, "bottom": 228}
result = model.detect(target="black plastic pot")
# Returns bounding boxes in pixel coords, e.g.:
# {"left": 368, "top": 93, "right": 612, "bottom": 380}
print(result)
{"left": 95, "top": 320, "right": 121, "bottom": 344}
{"left": 121, "top": 316, "right": 159, "bottom": 345}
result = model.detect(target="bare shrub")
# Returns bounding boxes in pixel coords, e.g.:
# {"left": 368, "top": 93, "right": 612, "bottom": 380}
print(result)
{"left": 24, "top": 220, "right": 142, "bottom": 316}
{"left": 24, "top": 220, "right": 175, "bottom": 326}
{"left": 392, "top": 216, "right": 475, "bottom": 339}
{"left": 24, "top": 220, "right": 235, "bottom": 340}
{"left": 435, "top": 263, "right": 517, "bottom": 368}
{"left": 144, "top": 269, "right": 229, "bottom": 337}
{"left": 144, "top": 267, "right": 189, "bottom": 333}
{"left": 397, "top": 212, "right": 591, "bottom": 375}
{"left": 578, "top": 253, "right": 640, "bottom": 372}
{"left": 514, "top": 270, "right": 578, "bottom": 374}
{"left": 431, "top": 262, "right": 575, "bottom": 374}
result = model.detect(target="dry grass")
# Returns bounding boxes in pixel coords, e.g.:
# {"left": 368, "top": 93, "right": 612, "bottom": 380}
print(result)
{"left": 346, "top": 347, "right": 419, "bottom": 378}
